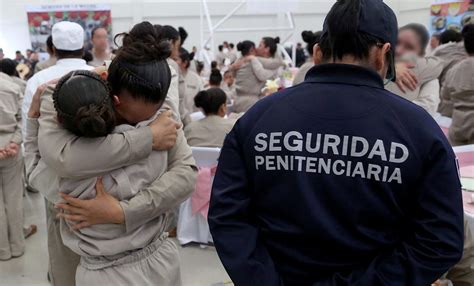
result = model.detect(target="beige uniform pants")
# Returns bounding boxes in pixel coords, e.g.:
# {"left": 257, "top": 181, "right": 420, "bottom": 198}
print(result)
{"left": 46, "top": 200, "right": 81, "bottom": 285}
{"left": 76, "top": 236, "right": 182, "bottom": 286}
{"left": 0, "top": 155, "right": 25, "bottom": 260}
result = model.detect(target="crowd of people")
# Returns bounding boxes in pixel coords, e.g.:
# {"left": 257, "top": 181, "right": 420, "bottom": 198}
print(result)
{"left": 0, "top": 0, "right": 473, "bottom": 285}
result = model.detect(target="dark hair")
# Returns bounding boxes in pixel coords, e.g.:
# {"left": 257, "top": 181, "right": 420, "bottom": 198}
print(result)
{"left": 440, "top": 29, "right": 463, "bottom": 44}
{"left": 159, "top": 25, "right": 180, "bottom": 43}
{"left": 302, "top": 30, "right": 322, "bottom": 55}
{"left": 209, "top": 69, "right": 222, "bottom": 86}
{"left": 178, "top": 27, "right": 188, "bottom": 45}
{"left": 109, "top": 21, "right": 172, "bottom": 104}
{"left": 229, "top": 43, "right": 234, "bottom": 49}
{"left": 15, "top": 51, "right": 21, "bottom": 54}
{"left": 55, "top": 48, "right": 84, "bottom": 59}
{"left": 53, "top": 70, "right": 116, "bottom": 138}
{"left": 82, "top": 50, "right": 93, "bottom": 62}
{"left": 196, "top": 61, "right": 204, "bottom": 75}
{"left": 46, "top": 35, "right": 54, "bottom": 54}
{"left": 179, "top": 47, "right": 191, "bottom": 69}
{"left": 218, "top": 45, "right": 224, "bottom": 52}
{"left": 194, "top": 88, "right": 227, "bottom": 115}
{"left": 211, "top": 61, "right": 218, "bottom": 70}
{"left": 262, "top": 37, "right": 280, "bottom": 57}
{"left": 0, "top": 59, "right": 18, "bottom": 77}
{"left": 319, "top": 0, "right": 388, "bottom": 62}
{"left": 400, "top": 23, "right": 430, "bottom": 55}
{"left": 432, "top": 33, "right": 441, "bottom": 40}
{"left": 237, "top": 40, "right": 255, "bottom": 56}
{"left": 91, "top": 26, "right": 106, "bottom": 39}
{"left": 462, "top": 24, "right": 474, "bottom": 54}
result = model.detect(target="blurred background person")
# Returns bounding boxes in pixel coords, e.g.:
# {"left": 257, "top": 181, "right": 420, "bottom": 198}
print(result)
{"left": 0, "top": 48, "right": 4, "bottom": 60}
{"left": 34, "top": 36, "right": 56, "bottom": 73}
{"left": 442, "top": 24, "right": 474, "bottom": 146}
{"left": 293, "top": 30, "right": 322, "bottom": 85}
{"left": 208, "top": 69, "right": 223, "bottom": 89}
{"left": 14, "top": 51, "right": 26, "bottom": 65}
{"left": 88, "top": 27, "right": 111, "bottom": 67}
{"left": 0, "top": 59, "right": 27, "bottom": 94}
{"left": 386, "top": 23, "right": 443, "bottom": 116}
{"left": 184, "top": 88, "right": 236, "bottom": 148}
{"left": 177, "top": 47, "right": 203, "bottom": 124}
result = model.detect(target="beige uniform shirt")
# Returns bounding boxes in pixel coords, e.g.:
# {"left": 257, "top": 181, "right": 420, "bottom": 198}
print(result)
{"left": 293, "top": 61, "right": 315, "bottom": 86}
{"left": 433, "top": 42, "right": 468, "bottom": 86}
{"left": 88, "top": 50, "right": 112, "bottom": 68}
{"left": 441, "top": 57, "right": 474, "bottom": 146}
{"left": 179, "top": 69, "right": 204, "bottom": 123}
{"left": 9, "top": 76, "right": 27, "bottom": 96}
{"left": 386, "top": 56, "right": 443, "bottom": 116}
{"left": 184, "top": 115, "right": 236, "bottom": 148}
{"left": 24, "top": 86, "right": 197, "bottom": 232}
{"left": 234, "top": 58, "right": 279, "bottom": 113}
{"left": 34, "top": 57, "right": 57, "bottom": 74}
{"left": 0, "top": 76, "right": 22, "bottom": 147}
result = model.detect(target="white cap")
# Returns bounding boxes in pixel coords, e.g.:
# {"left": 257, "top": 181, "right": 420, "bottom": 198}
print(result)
{"left": 52, "top": 21, "right": 84, "bottom": 51}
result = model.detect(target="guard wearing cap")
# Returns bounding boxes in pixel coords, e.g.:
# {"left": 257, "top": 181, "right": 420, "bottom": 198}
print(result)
{"left": 22, "top": 21, "right": 93, "bottom": 286}
{"left": 209, "top": 0, "right": 464, "bottom": 285}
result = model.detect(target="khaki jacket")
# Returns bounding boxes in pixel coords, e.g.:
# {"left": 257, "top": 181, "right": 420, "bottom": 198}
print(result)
{"left": 445, "top": 218, "right": 474, "bottom": 286}
{"left": 433, "top": 42, "right": 467, "bottom": 86}
{"left": 386, "top": 56, "right": 443, "bottom": 116}
{"left": 443, "top": 58, "right": 474, "bottom": 145}
{"left": 179, "top": 69, "right": 204, "bottom": 123}
{"left": 184, "top": 115, "right": 236, "bottom": 148}
{"left": 0, "top": 75, "right": 22, "bottom": 147}
{"left": 293, "top": 61, "right": 315, "bottom": 86}
{"left": 34, "top": 57, "right": 57, "bottom": 74}
{"left": 24, "top": 86, "right": 197, "bottom": 232}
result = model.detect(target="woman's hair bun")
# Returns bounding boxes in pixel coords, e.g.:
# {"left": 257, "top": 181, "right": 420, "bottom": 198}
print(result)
{"left": 194, "top": 90, "right": 209, "bottom": 109}
{"left": 302, "top": 31, "right": 315, "bottom": 43}
{"left": 274, "top": 37, "right": 280, "bottom": 44}
{"left": 74, "top": 104, "right": 111, "bottom": 138}
{"left": 236, "top": 42, "right": 243, "bottom": 52}
{"left": 211, "top": 69, "right": 220, "bottom": 76}
{"left": 114, "top": 21, "right": 171, "bottom": 63}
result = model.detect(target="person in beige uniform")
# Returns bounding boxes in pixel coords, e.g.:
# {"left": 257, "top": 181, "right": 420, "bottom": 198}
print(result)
{"left": 442, "top": 24, "right": 474, "bottom": 146}
{"left": 185, "top": 88, "right": 236, "bottom": 148}
{"left": 28, "top": 65, "right": 182, "bottom": 285}
{"left": 293, "top": 31, "right": 322, "bottom": 86}
{"left": 385, "top": 24, "right": 443, "bottom": 116}
{"left": 177, "top": 47, "right": 204, "bottom": 125}
{"left": 35, "top": 36, "right": 57, "bottom": 74}
{"left": 25, "top": 22, "right": 196, "bottom": 286}
{"left": 87, "top": 27, "right": 112, "bottom": 67}
{"left": 0, "top": 59, "right": 27, "bottom": 95}
{"left": 233, "top": 40, "right": 279, "bottom": 113}
{"left": 0, "top": 72, "right": 24, "bottom": 261}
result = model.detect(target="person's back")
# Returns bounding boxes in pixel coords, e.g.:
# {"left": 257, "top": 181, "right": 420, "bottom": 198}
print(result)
{"left": 445, "top": 25, "right": 474, "bottom": 146}
{"left": 209, "top": 1, "right": 464, "bottom": 285}
{"left": 185, "top": 115, "right": 235, "bottom": 148}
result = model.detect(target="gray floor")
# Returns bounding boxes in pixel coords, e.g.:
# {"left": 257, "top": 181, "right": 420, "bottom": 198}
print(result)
{"left": 0, "top": 191, "right": 231, "bottom": 286}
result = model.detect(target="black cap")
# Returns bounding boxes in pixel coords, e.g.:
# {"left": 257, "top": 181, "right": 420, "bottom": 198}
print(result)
{"left": 322, "top": 0, "right": 398, "bottom": 81}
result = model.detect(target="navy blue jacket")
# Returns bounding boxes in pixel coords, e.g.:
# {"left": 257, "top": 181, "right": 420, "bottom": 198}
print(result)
{"left": 208, "top": 64, "right": 464, "bottom": 286}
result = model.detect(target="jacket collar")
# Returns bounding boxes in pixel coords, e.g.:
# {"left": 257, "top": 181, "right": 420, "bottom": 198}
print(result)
{"left": 305, "top": 64, "right": 385, "bottom": 89}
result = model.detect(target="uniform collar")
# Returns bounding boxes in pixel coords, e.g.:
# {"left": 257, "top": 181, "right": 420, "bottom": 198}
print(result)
{"left": 56, "top": 58, "right": 88, "bottom": 67}
{"left": 305, "top": 64, "right": 385, "bottom": 89}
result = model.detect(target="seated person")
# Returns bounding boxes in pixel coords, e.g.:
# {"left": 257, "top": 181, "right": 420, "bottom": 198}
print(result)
{"left": 184, "top": 88, "right": 236, "bottom": 148}
{"left": 385, "top": 23, "right": 443, "bottom": 116}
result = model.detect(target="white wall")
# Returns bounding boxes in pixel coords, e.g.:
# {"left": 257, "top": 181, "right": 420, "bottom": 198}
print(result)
{"left": 0, "top": 0, "right": 433, "bottom": 58}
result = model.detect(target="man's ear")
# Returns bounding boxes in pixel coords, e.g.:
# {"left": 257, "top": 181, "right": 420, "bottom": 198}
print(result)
{"left": 374, "top": 43, "right": 391, "bottom": 72}
{"left": 113, "top": 95, "right": 120, "bottom": 107}
{"left": 313, "top": 44, "right": 323, "bottom": 65}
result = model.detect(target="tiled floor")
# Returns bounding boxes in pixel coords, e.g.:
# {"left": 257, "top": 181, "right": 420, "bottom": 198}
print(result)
{"left": 0, "top": 191, "right": 231, "bottom": 286}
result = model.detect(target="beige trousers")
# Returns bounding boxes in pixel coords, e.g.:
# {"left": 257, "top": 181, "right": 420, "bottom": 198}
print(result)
{"left": 76, "top": 237, "right": 182, "bottom": 286}
{"left": 0, "top": 155, "right": 25, "bottom": 260}
{"left": 46, "top": 200, "right": 81, "bottom": 286}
